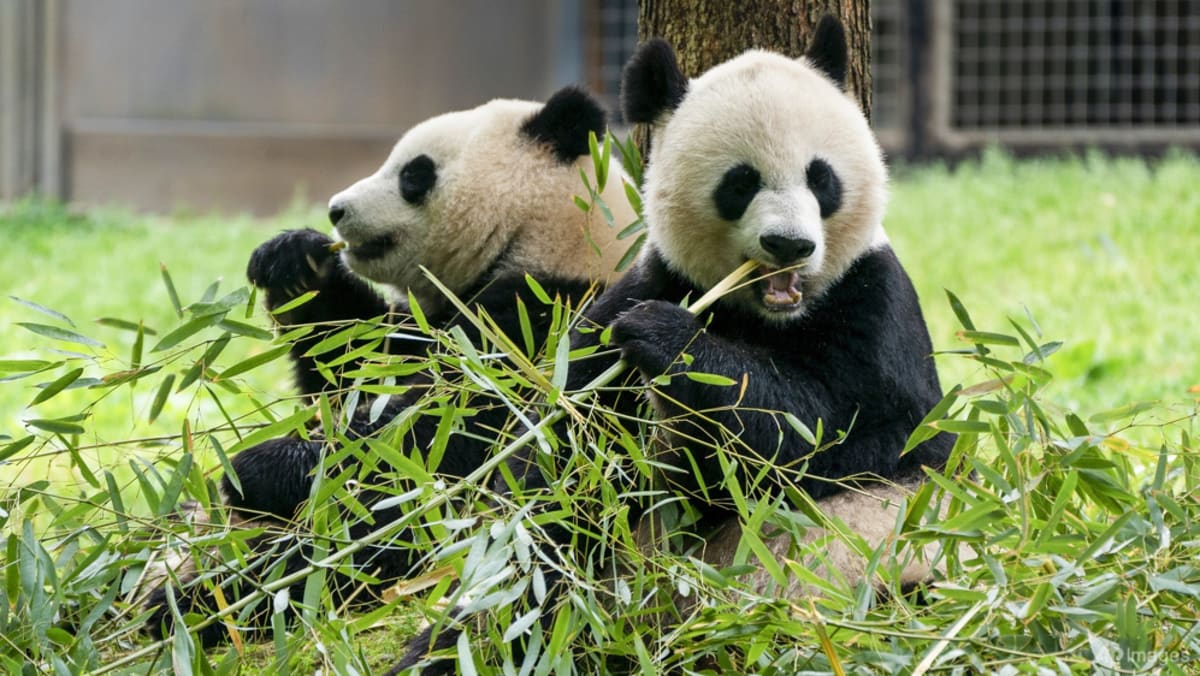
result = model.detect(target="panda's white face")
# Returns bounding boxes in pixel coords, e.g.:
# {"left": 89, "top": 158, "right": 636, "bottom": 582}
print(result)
{"left": 328, "top": 109, "right": 469, "bottom": 299}
{"left": 327, "top": 97, "right": 630, "bottom": 312}
{"left": 643, "top": 51, "right": 888, "bottom": 322}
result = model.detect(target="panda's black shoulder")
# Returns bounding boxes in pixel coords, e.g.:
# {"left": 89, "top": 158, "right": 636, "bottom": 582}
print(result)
{"left": 810, "top": 246, "right": 929, "bottom": 333}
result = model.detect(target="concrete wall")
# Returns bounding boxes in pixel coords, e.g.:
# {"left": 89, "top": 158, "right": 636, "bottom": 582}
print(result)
{"left": 2, "top": 0, "right": 583, "bottom": 214}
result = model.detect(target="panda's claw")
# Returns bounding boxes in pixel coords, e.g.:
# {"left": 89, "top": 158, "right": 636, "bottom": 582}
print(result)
{"left": 247, "top": 228, "right": 340, "bottom": 305}
{"left": 611, "top": 300, "right": 698, "bottom": 376}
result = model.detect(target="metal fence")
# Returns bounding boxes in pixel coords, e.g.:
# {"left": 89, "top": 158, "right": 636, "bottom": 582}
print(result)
{"left": 930, "top": 0, "right": 1200, "bottom": 150}
{"left": 585, "top": 0, "right": 1200, "bottom": 157}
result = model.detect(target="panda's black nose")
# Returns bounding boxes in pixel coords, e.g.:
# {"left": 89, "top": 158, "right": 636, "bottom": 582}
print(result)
{"left": 328, "top": 203, "right": 347, "bottom": 227}
{"left": 759, "top": 234, "right": 815, "bottom": 264}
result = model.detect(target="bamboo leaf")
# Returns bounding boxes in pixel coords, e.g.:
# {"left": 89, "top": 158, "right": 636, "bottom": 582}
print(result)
{"left": 684, "top": 371, "right": 737, "bottom": 386}
{"left": 199, "top": 279, "right": 220, "bottom": 303}
{"left": 161, "top": 263, "right": 183, "bottom": 318}
{"left": 0, "top": 435, "right": 35, "bottom": 462}
{"left": 955, "top": 330, "right": 1020, "bottom": 346}
{"left": 616, "top": 216, "right": 645, "bottom": 240}
{"left": 524, "top": 274, "right": 552, "bottom": 305}
{"left": 149, "top": 374, "right": 176, "bottom": 423}
{"left": 211, "top": 436, "right": 240, "bottom": 497}
{"left": 10, "top": 295, "right": 75, "bottom": 327}
{"left": 945, "top": 289, "right": 976, "bottom": 331}
{"left": 131, "top": 321, "right": 145, "bottom": 369}
{"left": 156, "top": 452, "right": 192, "bottom": 516}
{"left": 151, "top": 313, "right": 225, "bottom": 352}
{"left": 622, "top": 179, "right": 643, "bottom": 216}
{"left": 217, "top": 343, "right": 292, "bottom": 381}
{"left": 216, "top": 318, "right": 274, "bottom": 341}
{"left": 589, "top": 131, "right": 606, "bottom": 191}
{"left": 930, "top": 419, "right": 992, "bottom": 434}
{"left": 29, "top": 367, "right": 83, "bottom": 406}
{"left": 26, "top": 417, "right": 86, "bottom": 435}
{"left": 615, "top": 232, "right": 646, "bottom": 272}
{"left": 245, "top": 285, "right": 258, "bottom": 318}
{"left": 407, "top": 292, "right": 430, "bottom": 335}
{"left": 189, "top": 288, "right": 250, "bottom": 317}
{"left": 226, "top": 409, "right": 314, "bottom": 456}
{"left": 17, "top": 322, "right": 104, "bottom": 348}
{"left": 1088, "top": 400, "right": 1158, "bottom": 424}
{"left": 270, "top": 290, "right": 319, "bottom": 315}
{"left": 104, "top": 470, "right": 128, "bottom": 533}
{"left": 178, "top": 333, "right": 231, "bottom": 391}
{"left": 0, "top": 359, "right": 53, "bottom": 373}
{"left": 503, "top": 608, "right": 541, "bottom": 643}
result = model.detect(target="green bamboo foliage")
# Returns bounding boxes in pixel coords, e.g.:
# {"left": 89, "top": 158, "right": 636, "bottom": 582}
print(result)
{"left": 0, "top": 153, "right": 1198, "bottom": 673}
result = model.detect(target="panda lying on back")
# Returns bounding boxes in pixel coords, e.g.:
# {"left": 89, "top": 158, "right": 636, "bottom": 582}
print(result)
{"left": 398, "top": 16, "right": 953, "bottom": 674}
{"left": 144, "top": 87, "right": 636, "bottom": 646}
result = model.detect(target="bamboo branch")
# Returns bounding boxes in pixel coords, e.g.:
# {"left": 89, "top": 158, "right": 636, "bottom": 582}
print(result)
{"left": 103, "top": 260, "right": 762, "bottom": 673}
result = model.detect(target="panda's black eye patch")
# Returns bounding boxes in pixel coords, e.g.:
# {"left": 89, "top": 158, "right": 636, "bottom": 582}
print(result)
{"left": 806, "top": 157, "right": 842, "bottom": 218}
{"left": 713, "top": 163, "right": 762, "bottom": 221}
{"left": 399, "top": 154, "right": 437, "bottom": 205}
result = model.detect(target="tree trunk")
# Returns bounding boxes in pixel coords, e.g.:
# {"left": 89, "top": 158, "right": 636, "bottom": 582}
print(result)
{"left": 636, "top": 0, "right": 871, "bottom": 117}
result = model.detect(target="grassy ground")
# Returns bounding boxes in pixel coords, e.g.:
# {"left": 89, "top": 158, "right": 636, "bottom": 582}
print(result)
{"left": 892, "top": 150, "right": 1200, "bottom": 418}
{"left": 0, "top": 201, "right": 315, "bottom": 484}
{"left": 1, "top": 151, "right": 1198, "bottom": 673}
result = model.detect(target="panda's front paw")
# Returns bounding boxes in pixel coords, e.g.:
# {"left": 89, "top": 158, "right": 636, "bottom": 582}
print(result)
{"left": 611, "top": 300, "right": 698, "bottom": 376}
{"left": 246, "top": 228, "right": 341, "bottom": 303}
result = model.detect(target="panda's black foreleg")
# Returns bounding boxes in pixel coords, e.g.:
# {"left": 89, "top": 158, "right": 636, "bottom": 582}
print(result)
{"left": 247, "top": 228, "right": 397, "bottom": 398}
{"left": 389, "top": 621, "right": 463, "bottom": 675}
{"left": 222, "top": 436, "right": 325, "bottom": 521}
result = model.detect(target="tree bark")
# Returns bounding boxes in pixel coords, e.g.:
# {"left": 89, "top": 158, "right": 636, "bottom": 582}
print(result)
{"left": 636, "top": 0, "right": 871, "bottom": 117}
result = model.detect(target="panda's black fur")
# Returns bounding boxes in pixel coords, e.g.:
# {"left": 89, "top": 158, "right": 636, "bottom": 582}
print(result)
{"left": 396, "top": 16, "right": 952, "bottom": 674}
{"left": 551, "top": 245, "right": 950, "bottom": 502}
{"left": 143, "top": 87, "right": 633, "bottom": 646}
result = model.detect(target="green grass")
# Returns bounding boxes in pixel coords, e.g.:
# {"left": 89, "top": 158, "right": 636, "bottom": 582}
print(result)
{"left": 1, "top": 151, "right": 1199, "bottom": 674}
{"left": 892, "top": 150, "right": 1200, "bottom": 415}
{"left": 0, "top": 201, "right": 316, "bottom": 483}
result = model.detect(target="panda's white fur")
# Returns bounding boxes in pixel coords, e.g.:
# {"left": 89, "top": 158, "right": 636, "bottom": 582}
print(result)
{"left": 330, "top": 98, "right": 630, "bottom": 314}
{"left": 643, "top": 50, "right": 890, "bottom": 320}
{"left": 691, "top": 479, "right": 945, "bottom": 600}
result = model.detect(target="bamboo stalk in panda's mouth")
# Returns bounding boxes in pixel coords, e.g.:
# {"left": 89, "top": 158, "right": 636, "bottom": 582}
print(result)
{"left": 688, "top": 258, "right": 762, "bottom": 315}
{"left": 328, "top": 240, "right": 347, "bottom": 253}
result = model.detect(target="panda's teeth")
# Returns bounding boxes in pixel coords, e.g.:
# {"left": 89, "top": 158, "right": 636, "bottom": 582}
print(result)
{"left": 758, "top": 267, "right": 803, "bottom": 308}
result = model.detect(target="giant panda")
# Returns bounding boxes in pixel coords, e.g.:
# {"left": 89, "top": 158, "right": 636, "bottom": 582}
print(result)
{"left": 395, "top": 16, "right": 954, "bottom": 674}
{"left": 144, "top": 86, "right": 638, "bottom": 646}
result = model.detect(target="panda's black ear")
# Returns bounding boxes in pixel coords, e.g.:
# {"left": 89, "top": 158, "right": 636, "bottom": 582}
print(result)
{"left": 805, "top": 15, "right": 848, "bottom": 89}
{"left": 621, "top": 38, "right": 687, "bottom": 124}
{"left": 520, "top": 86, "right": 607, "bottom": 163}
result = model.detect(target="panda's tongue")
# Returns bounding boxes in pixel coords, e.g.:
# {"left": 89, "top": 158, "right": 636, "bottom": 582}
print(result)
{"left": 758, "top": 265, "right": 802, "bottom": 307}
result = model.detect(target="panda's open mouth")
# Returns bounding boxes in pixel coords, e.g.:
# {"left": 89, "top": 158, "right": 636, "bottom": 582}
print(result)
{"left": 342, "top": 233, "right": 395, "bottom": 261}
{"left": 756, "top": 264, "right": 803, "bottom": 310}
